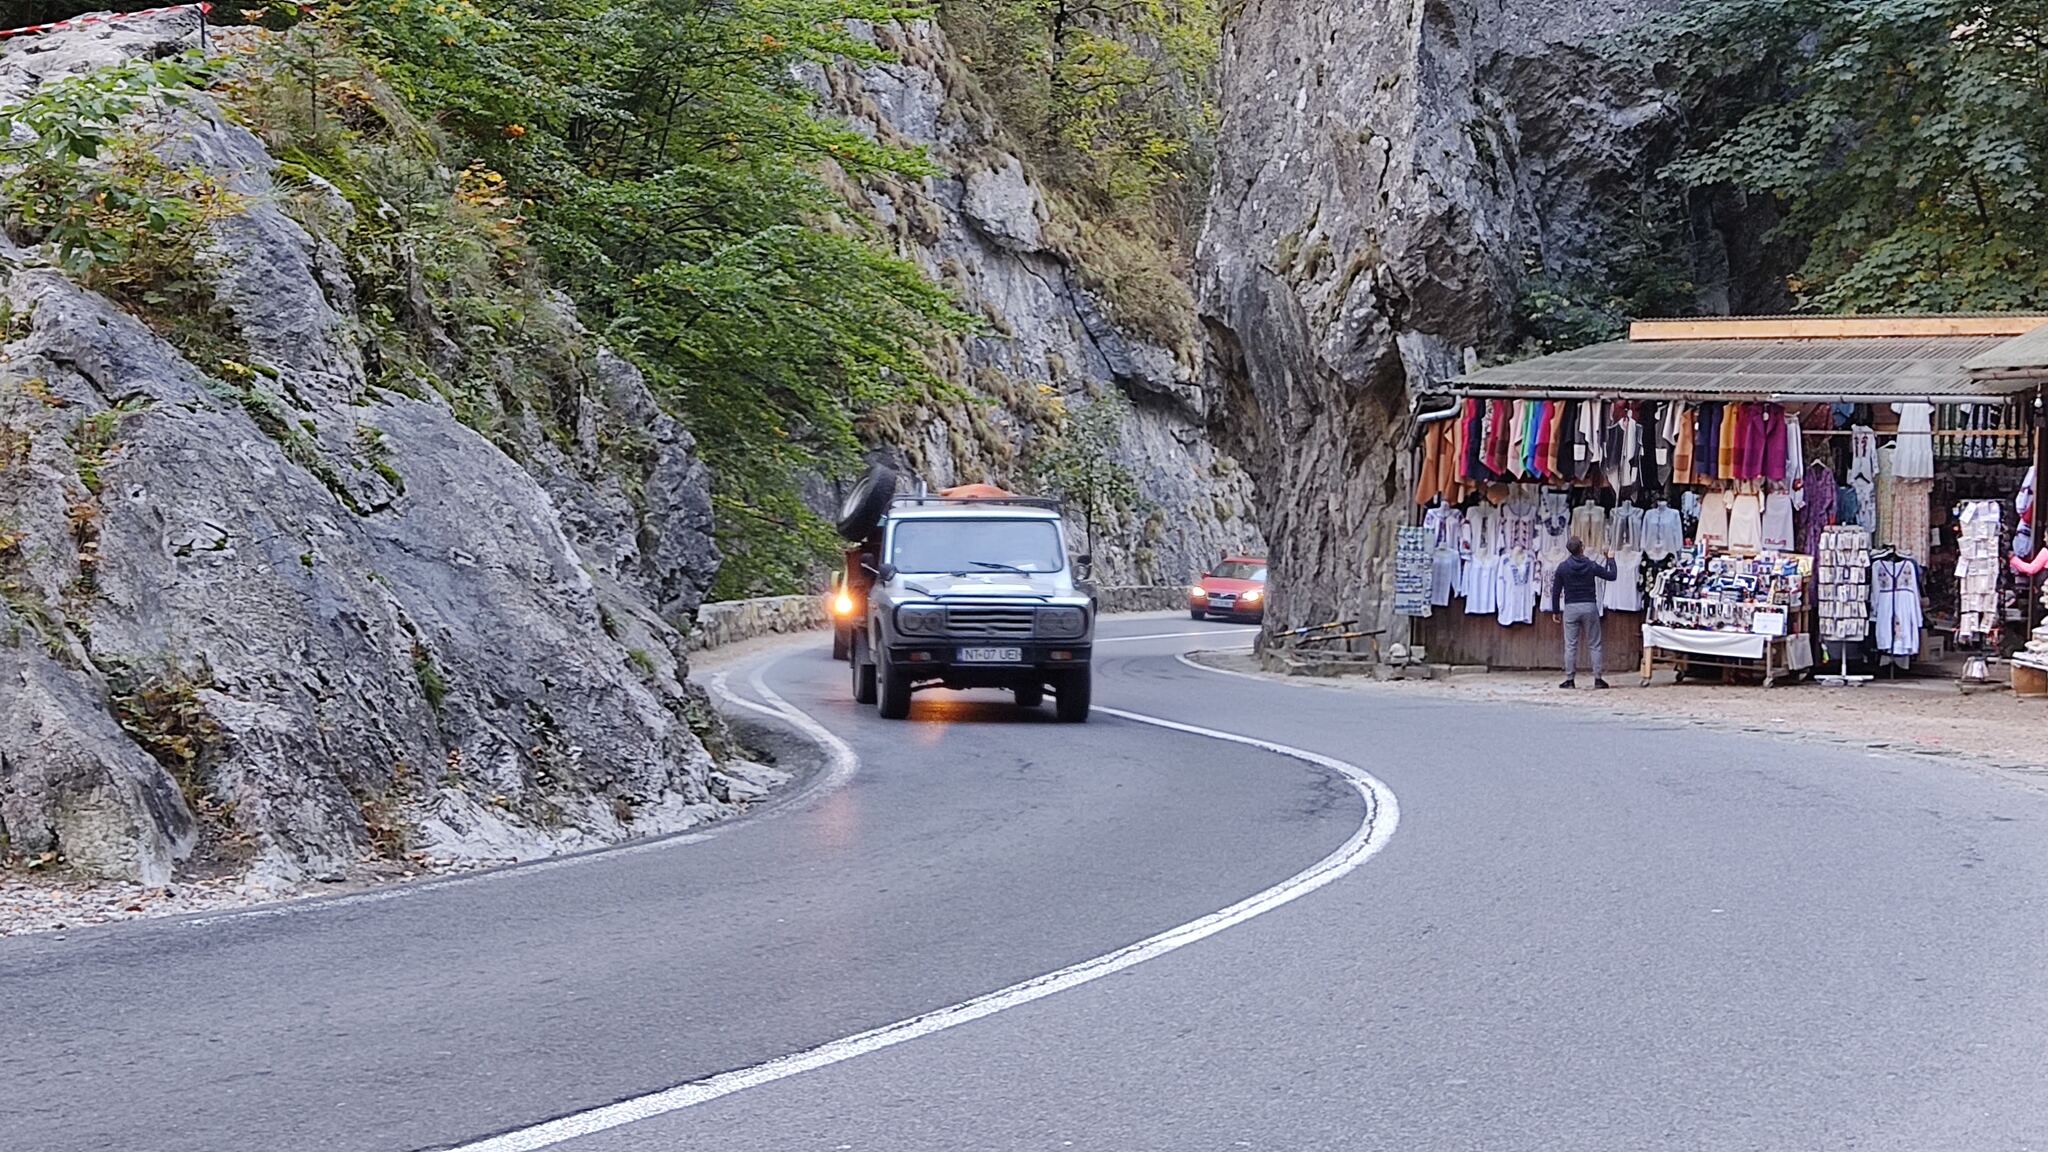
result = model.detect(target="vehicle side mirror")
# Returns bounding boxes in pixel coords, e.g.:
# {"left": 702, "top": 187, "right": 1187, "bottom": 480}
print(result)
{"left": 1075, "top": 553, "right": 1093, "bottom": 579}
{"left": 877, "top": 562, "right": 898, "bottom": 582}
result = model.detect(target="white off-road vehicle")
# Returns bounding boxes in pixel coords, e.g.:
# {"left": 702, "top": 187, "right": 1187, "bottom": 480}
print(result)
{"left": 835, "top": 469, "right": 1094, "bottom": 722}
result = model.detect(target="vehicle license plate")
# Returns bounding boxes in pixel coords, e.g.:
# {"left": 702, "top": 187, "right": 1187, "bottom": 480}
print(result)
{"left": 958, "top": 646, "right": 1023, "bottom": 663}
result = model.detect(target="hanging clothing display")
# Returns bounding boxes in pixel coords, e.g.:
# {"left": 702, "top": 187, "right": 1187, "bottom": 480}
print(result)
{"left": 1673, "top": 403, "right": 1696, "bottom": 481}
{"left": 1891, "top": 402, "right": 1936, "bottom": 480}
{"left": 1697, "top": 490, "right": 1731, "bottom": 550}
{"left": 1872, "top": 553, "right": 1924, "bottom": 665}
{"left": 1726, "top": 487, "right": 1764, "bottom": 553}
{"left": 1603, "top": 504, "right": 1645, "bottom": 612}
{"left": 1568, "top": 503, "right": 1609, "bottom": 554}
{"left": 1503, "top": 485, "right": 1540, "bottom": 553}
{"left": 1784, "top": 414, "right": 1806, "bottom": 510}
{"left": 1760, "top": 489, "right": 1795, "bottom": 552}
{"left": 1426, "top": 505, "right": 1464, "bottom": 607}
{"left": 1955, "top": 501, "right": 2003, "bottom": 642}
{"left": 1495, "top": 552, "right": 1538, "bottom": 626}
{"left": 1874, "top": 443, "right": 1897, "bottom": 551}
{"left": 1798, "top": 460, "right": 1837, "bottom": 558}
{"left": 1718, "top": 404, "right": 1740, "bottom": 480}
{"left": 1848, "top": 425, "right": 1878, "bottom": 532}
{"left": 1759, "top": 405, "right": 1789, "bottom": 485}
{"left": 1642, "top": 502, "right": 1683, "bottom": 560}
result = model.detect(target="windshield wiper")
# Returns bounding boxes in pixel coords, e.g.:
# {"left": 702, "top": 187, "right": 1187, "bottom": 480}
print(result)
{"left": 967, "top": 560, "right": 1032, "bottom": 574}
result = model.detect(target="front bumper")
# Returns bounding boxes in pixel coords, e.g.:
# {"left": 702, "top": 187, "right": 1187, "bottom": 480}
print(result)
{"left": 887, "top": 642, "right": 1092, "bottom": 686}
{"left": 1192, "top": 597, "right": 1264, "bottom": 620}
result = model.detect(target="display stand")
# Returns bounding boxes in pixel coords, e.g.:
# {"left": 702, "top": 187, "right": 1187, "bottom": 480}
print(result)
{"left": 1642, "top": 550, "right": 1815, "bottom": 687}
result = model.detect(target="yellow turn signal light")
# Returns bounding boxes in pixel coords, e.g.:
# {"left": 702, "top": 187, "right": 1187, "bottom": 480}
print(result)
{"left": 832, "top": 591, "right": 855, "bottom": 616}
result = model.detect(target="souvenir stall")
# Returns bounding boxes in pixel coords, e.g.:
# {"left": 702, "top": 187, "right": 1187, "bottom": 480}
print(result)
{"left": 1406, "top": 317, "right": 2048, "bottom": 680}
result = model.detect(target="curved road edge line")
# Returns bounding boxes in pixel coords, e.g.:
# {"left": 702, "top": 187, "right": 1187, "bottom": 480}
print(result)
{"left": 436, "top": 702, "right": 1400, "bottom": 1152}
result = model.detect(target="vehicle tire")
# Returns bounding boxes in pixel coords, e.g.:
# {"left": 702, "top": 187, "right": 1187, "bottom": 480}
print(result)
{"left": 851, "top": 635, "right": 877, "bottom": 704}
{"left": 831, "top": 624, "right": 850, "bottom": 662}
{"left": 835, "top": 465, "right": 899, "bottom": 542}
{"left": 876, "top": 646, "right": 912, "bottom": 719}
{"left": 1014, "top": 683, "right": 1044, "bottom": 709}
{"left": 1053, "top": 669, "right": 1091, "bottom": 723}
{"left": 1189, "top": 609, "right": 1205, "bottom": 621}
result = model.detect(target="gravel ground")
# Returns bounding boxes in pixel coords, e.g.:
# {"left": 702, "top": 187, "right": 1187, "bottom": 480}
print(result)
{"left": 1192, "top": 650, "right": 2048, "bottom": 783}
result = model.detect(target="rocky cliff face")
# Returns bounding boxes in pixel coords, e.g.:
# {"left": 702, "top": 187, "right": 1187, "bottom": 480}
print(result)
{"left": 1199, "top": 0, "right": 1697, "bottom": 636}
{"left": 822, "top": 20, "right": 1260, "bottom": 585}
{"left": 0, "top": 11, "right": 749, "bottom": 885}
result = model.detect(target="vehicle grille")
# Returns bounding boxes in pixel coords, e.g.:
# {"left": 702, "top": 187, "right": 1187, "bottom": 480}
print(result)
{"left": 944, "top": 606, "right": 1038, "bottom": 638}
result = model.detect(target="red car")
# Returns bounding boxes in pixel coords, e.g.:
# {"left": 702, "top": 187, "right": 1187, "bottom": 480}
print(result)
{"left": 1189, "top": 556, "right": 1268, "bottom": 621}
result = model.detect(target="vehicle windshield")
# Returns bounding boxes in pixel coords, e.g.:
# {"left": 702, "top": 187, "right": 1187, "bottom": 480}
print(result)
{"left": 890, "top": 519, "right": 1064, "bottom": 575}
{"left": 1212, "top": 561, "right": 1267, "bottom": 581}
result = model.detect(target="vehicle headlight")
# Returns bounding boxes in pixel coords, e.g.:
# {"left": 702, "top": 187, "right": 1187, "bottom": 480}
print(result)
{"left": 896, "top": 605, "right": 945, "bottom": 636}
{"left": 1037, "top": 606, "right": 1087, "bottom": 639}
{"left": 1189, "top": 585, "right": 1208, "bottom": 598}
{"left": 1241, "top": 589, "right": 1264, "bottom": 603}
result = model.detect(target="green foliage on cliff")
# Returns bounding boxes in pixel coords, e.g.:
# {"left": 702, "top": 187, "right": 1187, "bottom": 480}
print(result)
{"left": 1026, "top": 386, "right": 1142, "bottom": 547}
{"left": 941, "top": 0, "right": 1217, "bottom": 347}
{"left": 1654, "top": 0, "right": 2048, "bottom": 313}
{"left": 305, "top": 0, "right": 972, "bottom": 595}
{"left": 214, "top": 0, "right": 958, "bottom": 590}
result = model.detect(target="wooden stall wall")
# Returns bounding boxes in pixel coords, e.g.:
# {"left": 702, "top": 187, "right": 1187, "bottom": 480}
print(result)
{"left": 1416, "top": 611, "right": 1646, "bottom": 673}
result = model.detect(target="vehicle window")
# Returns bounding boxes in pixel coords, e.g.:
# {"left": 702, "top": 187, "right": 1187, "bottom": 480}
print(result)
{"left": 1212, "top": 561, "right": 1267, "bottom": 581}
{"left": 890, "top": 519, "right": 1064, "bottom": 574}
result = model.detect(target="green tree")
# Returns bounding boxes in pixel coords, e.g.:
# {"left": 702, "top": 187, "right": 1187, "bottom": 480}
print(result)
{"left": 1651, "top": 0, "right": 2048, "bottom": 312}
{"left": 1026, "top": 387, "right": 1141, "bottom": 556}
{"left": 321, "top": 0, "right": 973, "bottom": 595}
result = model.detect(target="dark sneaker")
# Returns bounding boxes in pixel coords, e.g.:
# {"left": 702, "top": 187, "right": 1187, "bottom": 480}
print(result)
{"left": 1593, "top": 679, "right": 1612, "bottom": 690}
{"left": 1558, "top": 678, "right": 1576, "bottom": 689}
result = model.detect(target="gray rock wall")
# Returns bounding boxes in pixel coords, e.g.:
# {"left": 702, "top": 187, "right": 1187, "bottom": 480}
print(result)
{"left": 0, "top": 10, "right": 734, "bottom": 883}
{"left": 1198, "top": 0, "right": 1691, "bottom": 638}
{"left": 819, "top": 20, "right": 1262, "bottom": 588}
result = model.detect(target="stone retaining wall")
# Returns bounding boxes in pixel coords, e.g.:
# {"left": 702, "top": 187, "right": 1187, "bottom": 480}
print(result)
{"left": 689, "top": 586, "right": 1193, "bottom": 651}
{"left": 689, "top": 595, "right": 829, "bottom": 651}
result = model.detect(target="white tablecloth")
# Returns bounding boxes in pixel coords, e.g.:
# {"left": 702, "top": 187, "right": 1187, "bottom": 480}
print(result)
{"left": 1641, "top": 626, "right": 1765, "bottom": 660}
{"left": 1642, "top": 627, "right": 1814, "bottom": 670}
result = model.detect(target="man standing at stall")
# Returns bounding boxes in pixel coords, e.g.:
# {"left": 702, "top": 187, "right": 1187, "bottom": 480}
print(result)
{"left": 1552, "top": 536, "right": 1618, "bottom": 690}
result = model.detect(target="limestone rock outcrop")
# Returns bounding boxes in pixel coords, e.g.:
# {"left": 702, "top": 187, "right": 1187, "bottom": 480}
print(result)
{"left": 823, "top": 20, "right": 1261, "bottom": 585}
{"left": 0, "top": 9, "right": 735, "bottom": 884}
{"left": 1198, "top": 0, "right": 1745, "bottom": 636}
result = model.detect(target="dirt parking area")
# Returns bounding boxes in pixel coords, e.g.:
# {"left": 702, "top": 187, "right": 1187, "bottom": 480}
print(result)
{"left": 1193, "top": 650, "right": 2048, "bottom": 782}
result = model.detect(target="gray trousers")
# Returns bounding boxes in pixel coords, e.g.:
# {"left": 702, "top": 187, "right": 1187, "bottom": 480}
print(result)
{"left": 1562, "top": 601, "right": 1603, "bottom": 678}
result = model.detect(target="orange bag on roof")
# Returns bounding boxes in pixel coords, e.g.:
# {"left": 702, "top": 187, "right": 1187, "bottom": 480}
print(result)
{"left": 940, "top": 483, "right": 1014, "bottom": 499}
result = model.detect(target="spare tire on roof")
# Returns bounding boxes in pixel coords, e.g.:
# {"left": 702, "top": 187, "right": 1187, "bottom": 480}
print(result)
{"left": 836, "top": 465, "right": 898, "bottom": 541}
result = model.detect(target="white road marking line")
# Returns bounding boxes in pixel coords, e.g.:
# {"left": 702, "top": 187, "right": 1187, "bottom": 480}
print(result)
{"left": 436, "top": 701, "right": 1399, "bottom": 1152}
{"left": 172, "top": 663, "right": 844, "bottom": 931}
{"left": 1098, "top": 628, "right": 1260, "bottom": 644}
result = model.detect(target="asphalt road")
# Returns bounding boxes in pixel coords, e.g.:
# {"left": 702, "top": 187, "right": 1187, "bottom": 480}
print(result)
{"left": 7, "top": 615, "right": 2048, "bottom": 1151}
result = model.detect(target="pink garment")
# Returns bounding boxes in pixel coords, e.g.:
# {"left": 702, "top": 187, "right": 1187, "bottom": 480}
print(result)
{"left": 1759, "top": 405, "right": 1789, "bottom": 481}
{"left": 1737, "top": 405, "right": 1766, "bottom": 480}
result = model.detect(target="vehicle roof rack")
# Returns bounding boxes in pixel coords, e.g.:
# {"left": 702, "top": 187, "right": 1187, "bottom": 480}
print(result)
{"left": 888, "top": 494, "right": 1064, "bottom": 512}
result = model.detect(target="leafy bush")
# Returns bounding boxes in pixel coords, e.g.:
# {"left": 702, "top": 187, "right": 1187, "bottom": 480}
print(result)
{"left": 0, "top": 56, "right": 237, "bottom": 308}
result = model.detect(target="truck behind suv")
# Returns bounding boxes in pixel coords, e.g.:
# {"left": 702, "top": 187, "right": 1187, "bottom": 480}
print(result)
{"left": 836, "top": 470, "right": 1094, "bottom": 722}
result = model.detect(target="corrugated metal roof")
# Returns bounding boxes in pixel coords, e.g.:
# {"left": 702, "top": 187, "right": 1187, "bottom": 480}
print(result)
{"left": 1965, "top": 324, "right": 2048, "bottom": 376}
{"left": 1439, "top": 336, "right": 2039, "bottom": 402}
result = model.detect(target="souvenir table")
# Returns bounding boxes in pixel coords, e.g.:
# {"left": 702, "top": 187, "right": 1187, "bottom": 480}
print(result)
{"left": 1638, "top": 550, "right": 1815, "bottom": 687}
